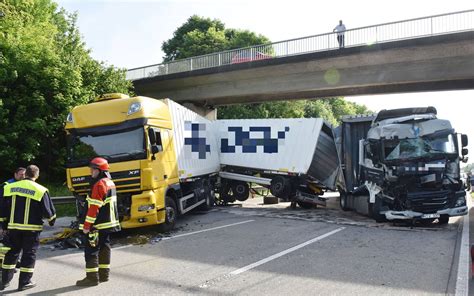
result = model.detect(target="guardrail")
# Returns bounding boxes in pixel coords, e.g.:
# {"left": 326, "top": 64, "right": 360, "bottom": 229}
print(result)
{"left": 126, "top": 9, "right": 474, "bottom": 81}
{"left": 52, "top": 196, "right": 75, "bottom": 205}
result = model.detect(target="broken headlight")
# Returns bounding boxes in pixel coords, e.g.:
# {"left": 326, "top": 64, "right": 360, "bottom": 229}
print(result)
{"left": 454, "top": 195, "right": 466, "bottom": 207}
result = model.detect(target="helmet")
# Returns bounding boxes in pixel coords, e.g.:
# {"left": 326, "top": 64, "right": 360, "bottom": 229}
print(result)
{"left": 89, "top": 157, "right": 109, "bottom": 171}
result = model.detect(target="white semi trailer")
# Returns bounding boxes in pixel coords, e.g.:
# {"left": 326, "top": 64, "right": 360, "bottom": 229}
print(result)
{"left": 216, "top": 118, "right": 344, "bottom": 208}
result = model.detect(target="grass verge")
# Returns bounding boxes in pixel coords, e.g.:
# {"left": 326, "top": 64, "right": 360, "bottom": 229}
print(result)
{"left": 43, "top": 182, "right": 72, "bottom": 197}
{"left": 54, "top": 203, "right": 77, "bottom": 218}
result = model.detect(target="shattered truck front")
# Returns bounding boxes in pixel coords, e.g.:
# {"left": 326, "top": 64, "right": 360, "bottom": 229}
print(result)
{"left": 362, "top": 107, "right": 468, "bottom": 223}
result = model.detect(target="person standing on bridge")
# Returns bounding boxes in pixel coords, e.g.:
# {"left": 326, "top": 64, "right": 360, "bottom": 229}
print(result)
{"left": 333, "top": 20, "right": 346, "bottom": 48}
{"left": 0, "top": 165, "right": 56, "bottom": 292}
{"left": 76, "top": 157, "right": 120, "bottom": 287}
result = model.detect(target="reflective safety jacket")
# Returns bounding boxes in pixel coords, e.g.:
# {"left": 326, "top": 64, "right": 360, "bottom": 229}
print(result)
{"left": 79, "top": 177, "right": 120, "bottom": 232}
{"left": 0, "top": 179, "right": 56, "bottom": 231}
{"left": 0, "top": 181, "right": 8, "bottom": 223}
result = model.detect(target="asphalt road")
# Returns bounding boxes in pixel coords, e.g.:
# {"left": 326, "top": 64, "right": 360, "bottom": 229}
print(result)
{"left": 0, "top": 194, "right": 468, "bottom": 295}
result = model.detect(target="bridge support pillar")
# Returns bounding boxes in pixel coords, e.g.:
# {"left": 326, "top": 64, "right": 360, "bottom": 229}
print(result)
{"left": 182, "top": 103, "right": 217, "bottom": 120}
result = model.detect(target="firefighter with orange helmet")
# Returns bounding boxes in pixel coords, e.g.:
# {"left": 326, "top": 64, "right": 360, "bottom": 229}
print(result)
{"left": 76, "top": 157, "right": 120, "bottom": 286}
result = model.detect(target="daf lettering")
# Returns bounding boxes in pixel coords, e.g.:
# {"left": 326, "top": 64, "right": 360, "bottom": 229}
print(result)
{"left": 72, "top": 177, "right": 86, "bottom": 183}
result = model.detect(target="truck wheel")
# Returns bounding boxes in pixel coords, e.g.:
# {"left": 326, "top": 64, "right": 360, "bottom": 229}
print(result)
{"left": 297, "top": 201, "right": 314, "bottom": 209}
{"left": 270, "top": 176, "right": 290, "bottom": 199}
{"left": 371, "top": 197, "right": 387, "bottom": 223}
{"left": 162, "top": 197, "right": 177, "bottom": 232}
{"left": 438, "top": 215, "right": 449, "bottom": 225}
{"left": 232, "top": 181, "right": 249, "bottom": 201}
{"left": 339, "top": 191, "right": 350, "bottom": 211}
{"left": 219, "top": 181, "right": 235, "bottom": 204}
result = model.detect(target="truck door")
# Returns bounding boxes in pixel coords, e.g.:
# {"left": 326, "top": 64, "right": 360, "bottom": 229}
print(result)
{"left": 160, "top": 129, "right": 178, "bottom": 181}
{"left": 148, "top": 127, "right": 166, "bottom": 184}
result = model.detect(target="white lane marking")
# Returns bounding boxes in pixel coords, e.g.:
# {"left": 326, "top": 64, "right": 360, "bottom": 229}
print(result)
{"left": 114, "top": 244, "right": 133, "bottom": 250}
{"left": 162, "top": 219, "right": 255, "bottom": 241}
{"left": 455, "top": 194, "right": 471, "bottom": 296}
{"left": 229, "top": 227, "right": 345, "bottom": 276}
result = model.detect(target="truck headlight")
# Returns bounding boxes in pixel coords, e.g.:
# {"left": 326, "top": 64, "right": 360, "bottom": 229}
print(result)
{"left": 454, "top": 195, "right": 466, "bottom": 207}
{"left": 128, "top": 102, "right": 141, "bottom": 115}
{"left": 138, "top": 204, "right": 155, "bottom": 211}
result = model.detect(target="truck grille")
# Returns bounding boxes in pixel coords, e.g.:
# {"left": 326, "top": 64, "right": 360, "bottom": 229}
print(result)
{"left": 70, "top": 169, "right": 141, "bottom": 195}
{"left": 407, "top": 190, "right": 451, "bottom": 213}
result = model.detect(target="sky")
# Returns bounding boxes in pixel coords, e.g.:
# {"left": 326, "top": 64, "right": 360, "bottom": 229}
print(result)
{"left": 57, "top": 0, "right": 474, "bottom": 157}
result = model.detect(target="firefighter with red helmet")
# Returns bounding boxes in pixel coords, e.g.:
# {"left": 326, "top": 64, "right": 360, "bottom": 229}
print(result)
{"left": 76, "top": 157, "right": 120, "bottom": 286}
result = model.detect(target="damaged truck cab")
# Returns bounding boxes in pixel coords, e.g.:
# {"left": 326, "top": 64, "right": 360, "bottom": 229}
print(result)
{"left": 340, "top": 107, "right": 468, "bottom": 223}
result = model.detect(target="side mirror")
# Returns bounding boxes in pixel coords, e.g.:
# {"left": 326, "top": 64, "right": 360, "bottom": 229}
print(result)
{"left": 462, "top": 148, "right": 468, "bottom": 156}
{"left": 148, "top": 127, "right": 157, "bottom": 145}
{"left": 151, "top": 145, "right": 162, "bottom": 154}
{"left": 461, "top": 134, "right": 468, "bottom": 147}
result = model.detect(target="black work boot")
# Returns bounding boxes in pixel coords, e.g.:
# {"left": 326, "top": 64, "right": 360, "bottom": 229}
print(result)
{"left": 99, "top": 269, "right": 109, "bottom": 282}
{"left": 99, "top": 276, "right": 109, "bottom": 283}
{"left": 18, "top": 281, "right": 36, "bottom": 291}
{"left": 76, "top": 277, "right": 99, "bottom": 287}
{"left": 0, "top": 281, "right": 10, "bottom": 291}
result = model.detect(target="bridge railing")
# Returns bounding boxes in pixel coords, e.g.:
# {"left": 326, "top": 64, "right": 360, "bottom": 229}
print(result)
{"left": 126, "top": 9, "right": 474, "bottom": 81}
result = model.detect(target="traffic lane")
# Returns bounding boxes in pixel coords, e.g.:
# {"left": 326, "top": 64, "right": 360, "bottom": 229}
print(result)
{"left": 108, "top": 217, "right": 341, "bottom": 295}
{"left": 203, "top": 225, "right": 457, "bottom": 295}
{"left": 27, "top": 213, "right": 340, "bottom": 295}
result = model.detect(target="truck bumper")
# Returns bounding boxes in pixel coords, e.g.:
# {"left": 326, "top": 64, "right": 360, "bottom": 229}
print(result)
{"left": 384, "top": 205, "right": 468, "bottom": 220}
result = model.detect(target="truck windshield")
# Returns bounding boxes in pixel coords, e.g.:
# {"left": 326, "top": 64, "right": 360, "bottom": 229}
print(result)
{"left": 68, "top": 127, "right": 146, "bottom": 164}
{"left": 384, "top": 134, "right": 456, "bottom": 161}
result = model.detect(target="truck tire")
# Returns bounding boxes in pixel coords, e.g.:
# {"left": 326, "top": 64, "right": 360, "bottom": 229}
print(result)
{"left": 232, "top": 181, "right": 250, "bottom": 201}
{"left": 339, "top": 191, "right": 350, "bottom": 211}
{"left": 297, "top": 201, "right": 314, "bottom": 209}
{"left": 270, "top": 176, "right": 290, "bottom": 199}
{"left": 438, "top": 215, "right": 449, "bottom": 225}
{"left": 219, "top": 181, "right": 235, "bottom": 205}
{"left": 371, "top": 197, "right": 387, "bottom": 223}
{"left": 162, "top": 197, "right": 177, "bottom": 232}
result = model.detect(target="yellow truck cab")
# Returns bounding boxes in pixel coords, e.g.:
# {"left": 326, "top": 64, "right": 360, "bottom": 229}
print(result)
{"left": 65, "top": 93, "right": 219, "bottom": 230}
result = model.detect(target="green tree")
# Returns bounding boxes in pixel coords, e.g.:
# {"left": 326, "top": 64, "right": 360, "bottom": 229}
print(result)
{"left": 162, "top": 15, "right": 271, "bottom": 61}
{"left": 225, "top": 28, "right": 271, "bottom": 50}
{"left": 0, "top": 0, "right": 133, "bottom": 181}
{"left": 219, "top": 98, "right": 372, "bottom": 125}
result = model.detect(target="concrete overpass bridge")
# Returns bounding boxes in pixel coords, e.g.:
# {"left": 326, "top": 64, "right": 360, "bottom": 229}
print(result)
{"left": 127, "top": 10, "right": 474, "bottom": 117}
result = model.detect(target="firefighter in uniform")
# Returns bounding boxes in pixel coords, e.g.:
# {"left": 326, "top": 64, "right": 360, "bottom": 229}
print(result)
{"left": 0, "top": 167, "right": 26, "bottom": 265}
{"left": 76, "top": 157, "right": 120, "bottom": 286}
{"left": 0, "top": 165, "right": 56, "bottom": 291}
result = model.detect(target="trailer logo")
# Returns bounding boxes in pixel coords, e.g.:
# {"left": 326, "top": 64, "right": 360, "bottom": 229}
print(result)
{"left": 184, "top": 121, "right": 211, "bottom": 159}
{"left": 221, "top": 126, "right": 290, "bottom": 153}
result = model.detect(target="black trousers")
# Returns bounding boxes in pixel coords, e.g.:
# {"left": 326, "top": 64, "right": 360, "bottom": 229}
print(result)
{"left": 84, "top": 231, "right": 111, "bottom": 280}
{"left": 2, "top": 230, "right": 40, "bottom": 285}
{"left": 337, "top": 35, "right": 345, "bottom": 48}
